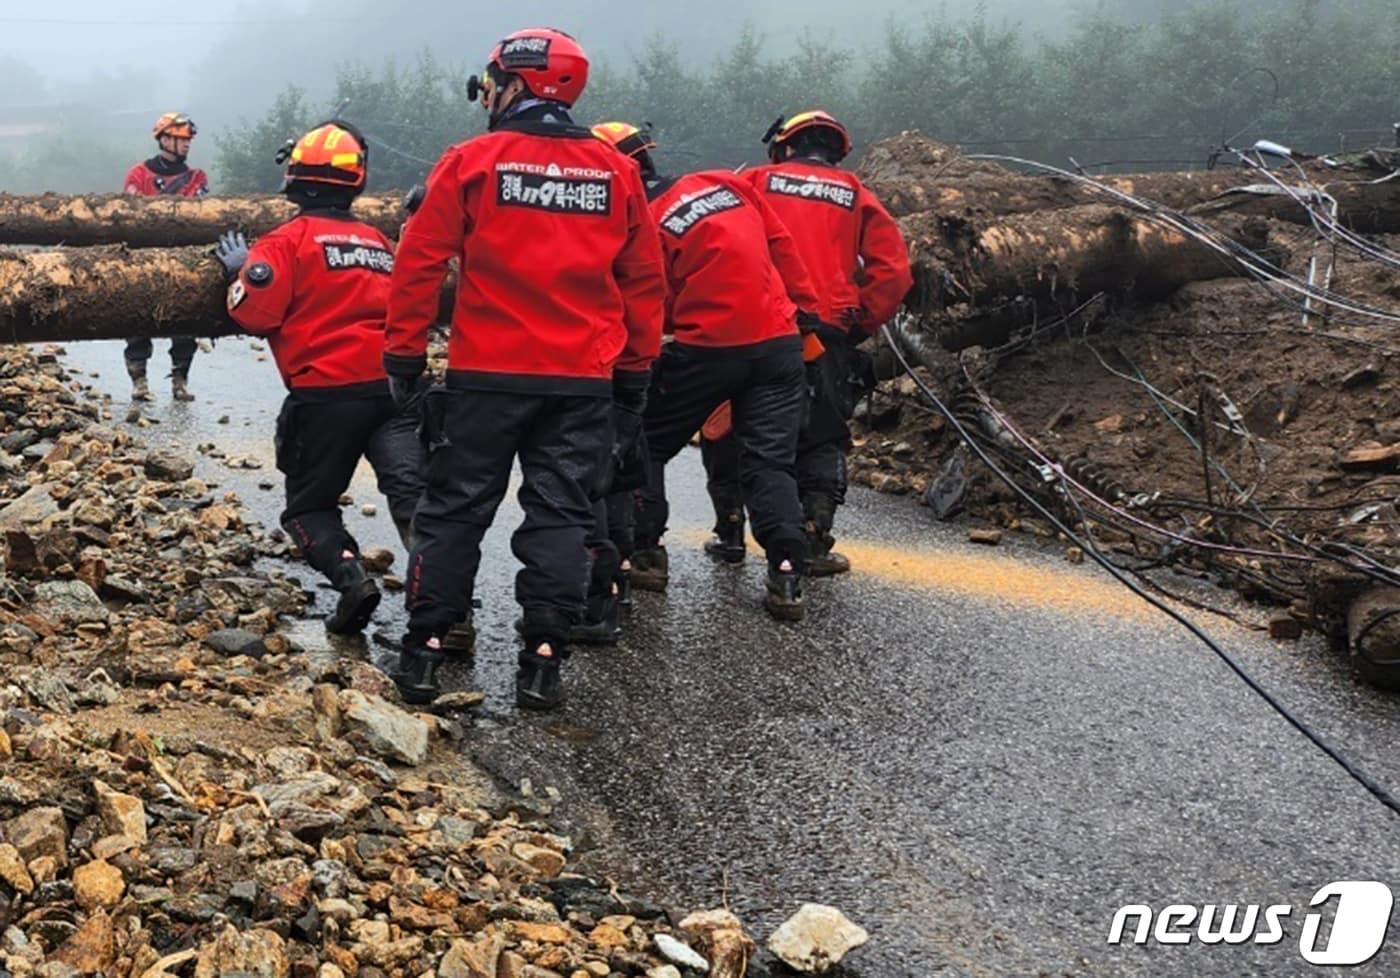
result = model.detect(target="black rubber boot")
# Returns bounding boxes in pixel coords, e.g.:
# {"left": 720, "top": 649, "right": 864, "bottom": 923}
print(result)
{"left": 569, "top": 590, "right": 622, "bottom": 646}
{"left": 764, "top": 566, "right": 806, "bottom": 622}
{"left": 615, "top": 563, "right": 633, "bottom": 608}
{"left": 703, "top": 509, "right": 747, "bottom": 564}
{"left": 392, "top": 636, "right": 445, "bottom": 705}
{"left": 516, "top": 643, "right": 565, "bottom": 711}
{"left": 803, "top": 494, "right": 850, "bottom": 577}
{"left": 325, "top": 558, "right": 381, "bottom": 635}
{"left": 630, "top": 546, "right": 669, "bottom": 592}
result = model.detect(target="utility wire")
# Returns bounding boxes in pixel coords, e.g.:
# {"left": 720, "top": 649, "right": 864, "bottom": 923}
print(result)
{"left": 883, "top": 323, "right": 1400, "bottom": 818}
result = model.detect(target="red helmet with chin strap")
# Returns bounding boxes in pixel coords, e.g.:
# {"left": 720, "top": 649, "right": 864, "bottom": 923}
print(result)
{"left": 486, "top": 28, "right": 589, "bottom": 106}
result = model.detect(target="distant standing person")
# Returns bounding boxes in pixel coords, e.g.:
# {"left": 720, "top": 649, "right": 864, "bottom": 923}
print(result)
{"left": 122, "top": 112, "right": 209, "bottom": 403}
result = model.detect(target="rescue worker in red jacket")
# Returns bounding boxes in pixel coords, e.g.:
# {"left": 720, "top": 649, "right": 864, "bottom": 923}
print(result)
{"left": 213, "top": 120, "right": 424, "bottom": 637}
{"left": 701, "top": 111, "right": 913, "bottom": 574}
{"left": 571, "top": 122, "right": 667, "bottom": 645}
{"left": 123, "top": 112, "right": 209, "bottom": 403}
{"left": 385, "top": 29, "right": 666, "bottom": 710}
{"left": 618, "top": 130, "right": 822, "bottom": 621}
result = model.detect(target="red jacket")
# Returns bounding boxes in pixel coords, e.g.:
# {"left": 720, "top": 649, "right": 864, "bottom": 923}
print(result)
{"left": 649, "top": 170, "right": 819, "bottom": 349}
{"left": 226, "top": 211, "right": 394, "bottom": 391}
{"left": 742, "top": 159, "right": 911, "bottom": 335}
{"left": 386, "top": 113, "right": 665, "bottom": 396}
{"left": 123, "top": 158, "right": 209, "bottom": 197}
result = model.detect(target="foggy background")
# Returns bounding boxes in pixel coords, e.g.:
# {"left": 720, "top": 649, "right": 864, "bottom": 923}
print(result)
{"left": 2, "top": 0, "right": 1397, "bottom": 192}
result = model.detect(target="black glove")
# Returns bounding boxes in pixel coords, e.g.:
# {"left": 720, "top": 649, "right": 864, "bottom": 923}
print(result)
{"left": 384, "top": 352, "right": 429, "bottom": 411}
{"left": 796, "top": 309, "right": 823, "bottom": 333}
{"left": 405, "top": 184, "right": 426, "bottom": 216}
{"left": 816, "top": 323, "right": 849, "bottom": 350}
{"left": 213, "top": 230, "right": 249, "bottom": 282}
{"left": 612, "top": 406, "right": 644, "bottom": 467}
{"left": 610, "top": 368, "right": 650, "bottom": 468}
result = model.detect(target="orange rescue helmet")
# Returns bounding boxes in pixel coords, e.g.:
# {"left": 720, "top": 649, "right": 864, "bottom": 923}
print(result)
{"left": 153, "top": 112, "right": 197, "bottom": 141}
{"left": 591, "top": 121, "right": 657, "bottom": 162}
{"left": 764, "top": 109, "right": 852, "bottom": 163}
{"left": 279, "top": 120, "right": 369, "bottom": 193}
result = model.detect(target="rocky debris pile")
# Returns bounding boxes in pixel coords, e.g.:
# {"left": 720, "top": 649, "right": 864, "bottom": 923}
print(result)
{"left": 0, "top": 344, "right": 868, "bottom": 978}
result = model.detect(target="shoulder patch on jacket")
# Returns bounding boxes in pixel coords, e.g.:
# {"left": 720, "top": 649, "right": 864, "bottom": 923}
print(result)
{"left": 659, "top": 186, "right": 744, "bottom": 237}
{"left": 765, "top": 173, "right": 857, "bottom": 210}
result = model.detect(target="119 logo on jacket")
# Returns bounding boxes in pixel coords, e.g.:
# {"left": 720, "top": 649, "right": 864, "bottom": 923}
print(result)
{"left": 322, "top": 243, "right": 393, "bottom": 274}
{"left": 660, "top": 187, "right": 744, "bottom": 237}
{"left": 766, "top": 174, "right": 856, "bottom": 210}
{"left": 497, "top": 166, "right": 612, "bottom": 215}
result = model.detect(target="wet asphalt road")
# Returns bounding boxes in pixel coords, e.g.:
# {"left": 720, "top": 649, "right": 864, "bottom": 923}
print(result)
{"left": 58, "top": 338, "right": 1400, "bottom": 978}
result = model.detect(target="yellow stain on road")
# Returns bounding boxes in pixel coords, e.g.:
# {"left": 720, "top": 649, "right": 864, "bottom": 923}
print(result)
{"left": 675, "top": 528, "right": 1155, "bottom": 622}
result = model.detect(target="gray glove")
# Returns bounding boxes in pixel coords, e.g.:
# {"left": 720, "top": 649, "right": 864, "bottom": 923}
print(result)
{"left": 213, "top": 230, "right": 249, "bottom": 282}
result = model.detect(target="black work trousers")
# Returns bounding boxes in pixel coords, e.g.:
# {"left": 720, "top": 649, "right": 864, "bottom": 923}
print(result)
{"left": 704, "top": 336, "right": 860, "bottom": 536}
{"left": 405, "top": 389, "right": 612, "bottom": 645}
{"left": 637, "top": 337, "right": 807, "bottom": 572}
{"left": 125, "top": 336, "right": 198, "bottom": 373}
{"left": 277, "top": 389, "right": 425, "bottom": 579}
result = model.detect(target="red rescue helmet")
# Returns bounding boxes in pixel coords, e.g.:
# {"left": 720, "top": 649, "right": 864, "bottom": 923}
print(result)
{"left": 277, "top": 121, "right": 368, "bottom": 193}
{"left": 764, "top": 110, "right": 852, "bottom": 163}
{"left": 153, "top": 112, "right": 197, "bottom": 141}
{"left": 591, "top": 121, "right": 656, "bottom": 162}
{"left": 486, "top": 28, "right": 589, "bottom": 106}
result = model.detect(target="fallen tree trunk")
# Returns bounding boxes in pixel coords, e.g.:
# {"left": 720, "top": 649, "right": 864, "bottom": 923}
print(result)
{"left": 858, "top": 132, "right": 1400, "bottom": 230}
{"left": 0, "top": 192, "right": 408, "bottom": 248}
{"left": 1189, "top": 180, "right": 1400, "bottom": 234}
{"left": 0, "top": 246, "right": 455, "bottom": 343}
{"left": 901, "top": 203, "right": 1257, "bottom": 314}
{"left": 0, "top": 246, "right": 233, "bottom": 342}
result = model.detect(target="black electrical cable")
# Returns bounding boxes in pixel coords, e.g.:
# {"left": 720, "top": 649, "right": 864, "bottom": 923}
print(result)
{"left": 883, "top": 323, "right": 1400, "bottom": 818}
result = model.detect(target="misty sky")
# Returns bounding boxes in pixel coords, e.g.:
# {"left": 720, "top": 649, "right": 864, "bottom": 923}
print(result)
{"left": 1, "top": 0, "right": 1039, "bottom": 117}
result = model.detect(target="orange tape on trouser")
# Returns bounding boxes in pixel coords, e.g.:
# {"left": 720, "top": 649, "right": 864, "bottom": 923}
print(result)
{"left": 701, "top": 401, "right": 732, "bottom": 441}
{"left": 699, "top": 333, "right": 825, "bottom": 444}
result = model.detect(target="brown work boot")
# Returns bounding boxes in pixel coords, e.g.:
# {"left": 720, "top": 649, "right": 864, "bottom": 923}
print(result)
{"left": 171, "top": 370, "right": 195, "bottom": 402}
{"left": 441, "top": 616, "right": 476, "bottom": 659}
{"left": 808, "top": 549, "right": 851, "bottom": 577}
{"left": 126, "top": 360, "right": 152, "bottom": 402}
{"left": 630, "top": 546, "right": 669, "bottom": 592}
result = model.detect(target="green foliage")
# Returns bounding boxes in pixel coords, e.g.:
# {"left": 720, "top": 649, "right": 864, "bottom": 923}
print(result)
{"left": 215, "top": 0, "right": 1400, "bottom": 190}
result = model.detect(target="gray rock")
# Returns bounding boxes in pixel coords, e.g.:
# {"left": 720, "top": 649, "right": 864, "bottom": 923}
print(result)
{"left": 766, "top": 904, "right": 869, "bottom": 974}
{"left": 437, "top": 815, "right": 480, "bottom": 848}
{"left": 0, "top": 485, "right": 59, "bottom": 528}
{"left": 252, "top": 772, "right": 342, "bottom": 814}
{"left": 99, "top": 574, "right": 148, "bottom": 602}
{"left": 339, "top": 690, "right": 429, "bottom": 766}
{"left": 310, "top": 859, "right": 350, "bottom": 898}
{"left": 142, "top": 451, "right": 194, "bottom": 482}
{"left": 21, "top": 674, "right": 74, "bottom": 715}
{"left": 33, "top": 580, "right": 108, "bottom": 625}
{"left": 0, "top": 430, "right": 38, "bottom": 454}
{"left": 204, "top": 628, "right": 268, "bottom": 658}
